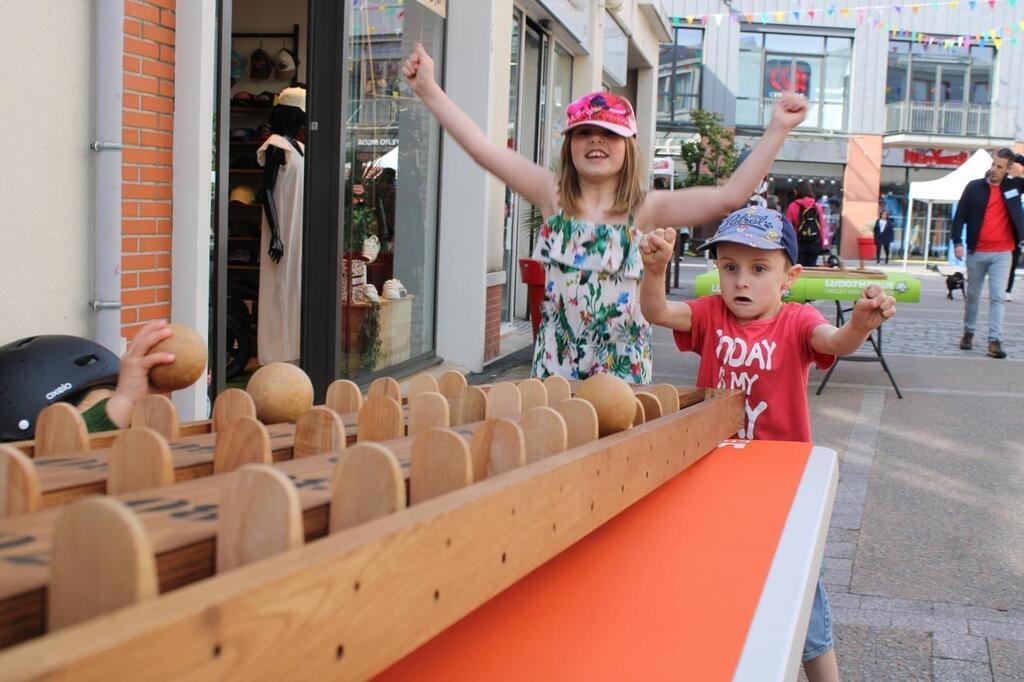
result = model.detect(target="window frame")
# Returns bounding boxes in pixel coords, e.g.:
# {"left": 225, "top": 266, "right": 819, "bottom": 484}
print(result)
{"left": 657, "top": 26, "right": 704, "bottom": 128}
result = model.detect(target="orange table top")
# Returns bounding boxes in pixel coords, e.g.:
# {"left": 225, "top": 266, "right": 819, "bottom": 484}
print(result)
{"left": 380, "top": 439, "right": 837, "bottom": 681}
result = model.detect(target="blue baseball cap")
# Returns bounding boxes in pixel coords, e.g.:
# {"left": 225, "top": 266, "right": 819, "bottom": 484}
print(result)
{"left": 697, "top": 206, "right": 798, "bottom": 265}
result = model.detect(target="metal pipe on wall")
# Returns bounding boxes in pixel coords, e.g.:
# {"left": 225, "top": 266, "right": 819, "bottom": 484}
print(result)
{"left": 91, "top": 0, "right": 125, "bottom": 354}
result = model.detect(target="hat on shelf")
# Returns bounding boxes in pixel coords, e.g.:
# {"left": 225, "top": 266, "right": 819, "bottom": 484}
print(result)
{"left": 229, "top": 247, "right": 255, "bottom": 265}
{"left": 230, "top": 49, "right": 246, "bottom": 85}
{"left": 250, "top": 47, "right": 273, "bottom": 79}
{"left": 276, "top": 86, "right": 306, "bottom": 112}
{"left": 229, "top": 185, "right": 257, "bottom": 206}
{"left": 230, "top": 127, "right": 256, "bottom": 142}
{"left": 276, "top": 48, "right": 298, "bottom": 79}
{"left": 254, "top": 91, "right": 276, "bottom": 107}
{"left": 255, "top": 123, "right": 273, "bottom": 143}
{"left": 231, "top": 91, "right": 256, "bottom": 107}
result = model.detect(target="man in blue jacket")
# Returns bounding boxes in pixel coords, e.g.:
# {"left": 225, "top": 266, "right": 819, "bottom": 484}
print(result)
{"left": 952, "top": 148, "right": 1024, "bottom": 359}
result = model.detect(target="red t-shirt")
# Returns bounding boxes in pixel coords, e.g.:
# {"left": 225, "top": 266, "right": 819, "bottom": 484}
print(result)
{"left": 976, "top": 183, "right": 1015, "bottom": 252}
{"left": 673, "top": 295, "right": 836, "bottom": 442}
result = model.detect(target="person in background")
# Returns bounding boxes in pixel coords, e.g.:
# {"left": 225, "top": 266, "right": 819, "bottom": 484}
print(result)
{"left": 786, "top": 181, "right": 828, "bottom": 266}
{"left": 873, "top": 209, "right": 894, "bottom": 265}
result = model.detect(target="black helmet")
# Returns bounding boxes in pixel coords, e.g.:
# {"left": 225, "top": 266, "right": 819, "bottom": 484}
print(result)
{"left": 0, "top": 335, "right": 120, "bottom": 442}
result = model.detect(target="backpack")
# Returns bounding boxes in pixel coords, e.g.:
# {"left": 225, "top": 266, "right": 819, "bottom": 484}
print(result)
{"left": 796, "top": 203, "right": 821, "bottom": 245}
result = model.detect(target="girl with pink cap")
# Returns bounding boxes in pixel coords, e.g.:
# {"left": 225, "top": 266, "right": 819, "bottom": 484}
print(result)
{"left": 404, "top": 44, "right": 807, "bottom": 383}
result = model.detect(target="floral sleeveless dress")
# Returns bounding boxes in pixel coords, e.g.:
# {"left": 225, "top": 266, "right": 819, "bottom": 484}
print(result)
{"left": 531, "top": 211, "right": 652, "bottom": 384}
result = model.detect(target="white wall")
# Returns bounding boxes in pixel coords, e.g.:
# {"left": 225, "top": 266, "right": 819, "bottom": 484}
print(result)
{"left": 0, "top": 3, "right": 95, "bottom": 345}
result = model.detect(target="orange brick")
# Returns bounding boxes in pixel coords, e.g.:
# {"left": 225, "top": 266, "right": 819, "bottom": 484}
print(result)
{"left": 123, "top": 201, "right": 140, "bottom": 217}
{"left": 141, "top": 95, "right": 173, "bottom": 114}
{"left": 123, "top": 219, "right": 158, "bottom": 235}
{"left": 124, "top": 184, "right": 171, "bottom": 200}
{"left": 126, "top": 1, "right": 160, "bottom": 22}
{"left": 122, "top": 237, "right": 139, "bottom": 253}
{"left": 139, "top": 304, "right": 172, "bottom": 321}
{"left": 142, "top": 23, "right": 174, "bottom": 46}
{"left": 122, "top": 323, "right": 145, "bottom": 339}
{"left": 140, "top": 236, "right": 172, "bottom": 251}
{"left": 124, "top": 18, "right": 142, "bottom": 36}
{"left": 157, "top": 115, "right": 173, "bottom": 131}
{"left": 123, "top": 167, "right": 139, "bottom": 182}
{"left": 140, "top": 166, "right": 172, "bottom": 182}
{"left": 122, "top": 308, "right": 139, "bottom": 325}
{"left": 124, "top": 55, "right": 141, "bottom": 73}
{"left": 121, "top": 272, "right": 139, "bottom": 289}
{"left": 158, "top": 80, "right": 174, "bottom": 98}
{"left": 124, "top": 110, "right": 159, "bottom": 129}
{"left": 123, "top": 288, "right": 157, "bottom": 305}
{"left": 160, "top": 9, "right": 175, "bottom": 29}
{"left": 123, "top": 92, "right": 141, "bottom": 109}
{"left": 124, "top": 148, "right": 172, "bottom": 164}
{"left": 160, "top": 45, "right": 175, "bottom": 63}
{"left": 125, "top": 74, "right": 160, "bottom": 95}
{"left": 122, "top": 128, "right": 139, "bottom": 145}
{"left": 148, "top": 0, "right": 175, "bottom": 11}
{"left": 142, "top": 59, "right": 174, "bottom": 80}
{"left": 139, "top": 271, "right": 171, "bottom": 287}
{"left": 139, "top": 202, "right": 172, "bottom": 218}
{"left": 140, "top": 131, "right": 173, "bottom": 149}
{"left": 123, "top": 254, "right": 157, "bottom": 270}
{"left": 124, "top": 37, "right": 159, "bottom": 60}
{"left": 156, "top": 253, "right": 172, "bottom": 268}
{"left": 156, "top": 220, "right": 172, "bottom": 234}
{"left": 154, "top": 287, "right": 171, "bottom": 302}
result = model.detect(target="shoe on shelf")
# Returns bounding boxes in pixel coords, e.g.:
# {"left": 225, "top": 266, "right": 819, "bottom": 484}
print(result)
{"left": 383, "top": 278, "right": 407, "bottom": 299}
{"left": 362, "top": 235, "right": 381, "bottom": 263}
{"left": 1005, "top": 292, "right": 1014, "bottom": 302}
{"left": 959, "top": 331, "right": 974, "bottom": 350}
{"left": 988, "top": 340, "right": 1007, "bottom": 359}
{"left": 362, "top": 283, "right": 380, "bottom": 304}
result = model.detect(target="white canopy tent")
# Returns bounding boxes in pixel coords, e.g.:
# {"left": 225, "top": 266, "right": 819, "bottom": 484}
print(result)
{"left": 652, "top": 156, "right": 675, "bottom": 189}
{"left": 901, "top": 149, "right": 992, "bottom": 269}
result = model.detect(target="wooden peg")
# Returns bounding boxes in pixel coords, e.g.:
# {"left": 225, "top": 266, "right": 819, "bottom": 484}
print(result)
{"left": 518, "top": 378, "right": 548, "bottom": 410}
{"left": 635, "top": 391, "right": 663, "bottom": 421}
{"left": 130, "top": 394, "right": 180, "bottom": 440}
{"left": 485, "top": 382, "right": 522, "bottom": 419}
{"left": 555, "top": 398, "right": 599, "bottom": 449}
{"left": 408, "top": 391, "right": 450, "bottom": 436}
{"left": 367, "top": 376, "right": 401, "bottom": 402}
{"left": 48, "top": 496, "right": 158, "bottom": 630}
{"left": 469, "top": 418, "right": 526, "bottom": 481}
{"left": 329, "top": 443, "right": 405, "bottom": 533}
{"left": 450, "top": 385, "right": 487, "bottom": 426}
{"left": 293, "top": 407, "right": 346, "bottom": 459}
{"left": 437, "top": 369, "right": 468, "bottom": 401}
{"left": 409, "top": 428, "right": 472, "bottom": 504}
{"left": 212, "top": 388, "right": 256, "bottom": 433}
{"left": 34, "top": 402, "right": 90, "bottom": 457}
{"left": 216, "top": 465, "right": 303, "bottom": 573}
{"left": 633, "top": 398, "right": 646, "bottom": 426}
{"left": 543, "top": 375, "right": 572, "bottom": 404}
{"left": 107, "top": 427, "right": 174, "bottom": 495}
{"left": 651, "top": 383, "right": 681, "bottom": 416}
{"left": 357, "top": 395, "right": 404, "bottom": 442}
{"left": 325, "top": 379, "right": 363, "bottom": 415}
{"left": 407, "top": 373, "right": 439, "bottom": 398}
{"left": 520, "top": 406, "right": 568, "bottom": 463}
{"left": 0, "top": 444, "right": 41, "bottom": 518}
{"left": 213, "top": 416, "right": 272, "bottom": 474}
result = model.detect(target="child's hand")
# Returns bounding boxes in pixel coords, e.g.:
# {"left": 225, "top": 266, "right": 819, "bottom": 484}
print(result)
{"left": 850, "top": 284, "right": 896, "bottom": 333}
{"left": 402, "top": 43, "right": 438, "bottom": 98}
{"left": 769, "top": 92, "right": 808, "bottom": 131}
{"left": 640, "top": 228, "right": 677, "bottom": 275}
{"left": 105, "top": 320, "right": 176, "bottom": 428}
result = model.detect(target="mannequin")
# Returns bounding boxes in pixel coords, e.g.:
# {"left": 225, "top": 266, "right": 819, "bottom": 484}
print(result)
{"left": 256, "top": 86, "right": 306, "bottom": 364}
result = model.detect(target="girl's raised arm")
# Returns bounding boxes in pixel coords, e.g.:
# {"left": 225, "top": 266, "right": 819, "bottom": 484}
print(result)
{"left": 404, "top": 43, "right": 557, "bottom": 216}
{"left": 636, "top": 93, "right": 808, "bottom": 232}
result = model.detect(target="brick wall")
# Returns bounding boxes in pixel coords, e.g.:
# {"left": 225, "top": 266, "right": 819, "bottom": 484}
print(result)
{"left": 121, "top": 0, "right": 175, "bottom": 339}
{"left": 484, "top": 284, "right": 503, "bottom": 362}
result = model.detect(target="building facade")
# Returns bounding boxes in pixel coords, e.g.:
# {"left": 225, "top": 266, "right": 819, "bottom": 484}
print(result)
{"left": 660, "top": 0, "right": 1024, "bottom": 260}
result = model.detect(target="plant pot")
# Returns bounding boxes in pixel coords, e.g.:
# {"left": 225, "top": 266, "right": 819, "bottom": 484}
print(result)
{"left": 857, "top": 236, "right": 875, "bottom": 261}
{"left": 518, "top": 257, "right": 546, "bottom": 341}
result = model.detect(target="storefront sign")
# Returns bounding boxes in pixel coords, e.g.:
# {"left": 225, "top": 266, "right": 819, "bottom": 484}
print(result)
{"left": 415, "top": 0, "right": 446, "bottom": 19}
{"left": 902, "top": 148, "right": 970, "bottom": 167}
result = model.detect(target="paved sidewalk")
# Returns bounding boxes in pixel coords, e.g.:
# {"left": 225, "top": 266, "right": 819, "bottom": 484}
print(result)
{"left": 482, "top": 261, "right": 1024, "bottom": 680}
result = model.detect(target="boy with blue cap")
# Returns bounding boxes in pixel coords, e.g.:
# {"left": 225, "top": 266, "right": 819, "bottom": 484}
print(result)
{"left": 639, "top": 206, "right": 897, "bottom": 680}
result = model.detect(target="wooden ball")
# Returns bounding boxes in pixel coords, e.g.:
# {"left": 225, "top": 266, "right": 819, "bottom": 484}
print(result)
{"left": 148, "top": 324, "right": 207, "bottom": 391}
{"left": 246, "top": 363, "right": 314, "bottom": 424}
{"left": 574, "top": 374, "right": 636, "bottom": 437}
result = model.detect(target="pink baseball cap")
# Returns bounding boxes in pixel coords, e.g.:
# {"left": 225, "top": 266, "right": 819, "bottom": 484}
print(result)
{"left": 563, "top": 91, "right": 637, "bottom": 137}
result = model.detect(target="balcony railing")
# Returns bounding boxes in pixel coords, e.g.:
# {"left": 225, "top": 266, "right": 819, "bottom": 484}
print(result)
{"left": 347, "top": 99, "right": 401, "bottom": 129}
{"left": 885, "top": 101, "right": 995, "bottom": 136}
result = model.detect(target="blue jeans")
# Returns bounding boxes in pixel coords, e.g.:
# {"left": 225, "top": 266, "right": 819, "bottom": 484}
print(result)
{"left": 803, "top": 569, "right": 834, "bottom": 662}
{"left": 965, "top": 250, "right": 1012, "bottom": 341}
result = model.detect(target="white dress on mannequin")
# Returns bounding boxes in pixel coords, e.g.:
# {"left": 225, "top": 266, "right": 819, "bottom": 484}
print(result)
{"left": 256, "top": 134, "right": 305, "bottom": 364}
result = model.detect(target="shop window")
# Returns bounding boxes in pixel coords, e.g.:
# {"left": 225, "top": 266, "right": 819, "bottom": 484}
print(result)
{"left": 342, "top": 2, "right": 444, "bottom": 377}
{"left": 736, "top": 30, "right": 851, "bottom": 131}
{"left": 657, "top": 27, "right": 703, "bottom": 126}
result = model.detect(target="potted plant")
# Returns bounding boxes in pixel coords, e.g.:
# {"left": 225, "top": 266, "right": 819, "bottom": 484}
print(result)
{"left": 518, "top": 202, "right": 546, "bottom": 340}
{"left": 857, "top": 221, "right": 876, "bottom": 262}
{"left": 679, "top": 109, "right": 740, "bottom": 243}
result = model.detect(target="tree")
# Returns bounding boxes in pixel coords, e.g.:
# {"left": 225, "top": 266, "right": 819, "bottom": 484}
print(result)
{"left": 679, "top": 109, "right": 739, "bottom": 188}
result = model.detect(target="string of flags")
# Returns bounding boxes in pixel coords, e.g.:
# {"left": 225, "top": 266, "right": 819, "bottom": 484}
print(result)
{"left": 352, "top": 0, "right": 405, "bottom": 33}
{"left": 671, "top": 0, "right": 1023, "bottom": 49}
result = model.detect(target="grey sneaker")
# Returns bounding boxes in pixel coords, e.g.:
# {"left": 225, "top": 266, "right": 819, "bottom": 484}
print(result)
{"left": 988, "top": 340, "right": 1007, "bottom": 359}
{"left": 959, "top": 331, "right": 974, "bottom": 350}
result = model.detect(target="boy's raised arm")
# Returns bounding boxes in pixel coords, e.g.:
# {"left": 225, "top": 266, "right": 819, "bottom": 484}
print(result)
{"left": 404, "top": 43, "right": 558, "bottom": 216}
{"left": 639, "top": 229, "right": 693, "bottom": 332}
{"left": 636, "top": 93, "right": 807, "bottom": 232}
{"left": 811, "top": 284, "right": 897, "bottom": 356}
